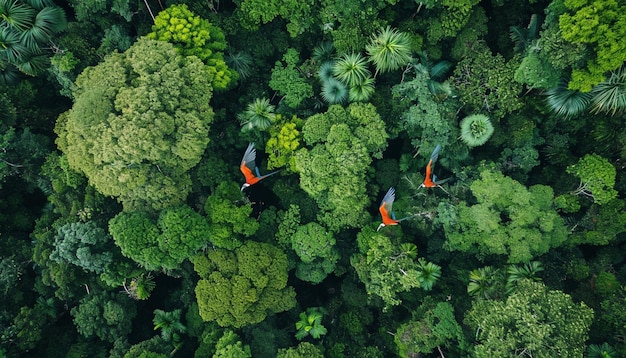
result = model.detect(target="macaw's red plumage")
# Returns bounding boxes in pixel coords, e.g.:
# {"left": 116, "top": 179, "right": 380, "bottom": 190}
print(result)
{"left": 421, "top": 144, "right": 441, "bottom": 188}
{"left": 240, "top": 143, "right": 280, "bottom": 191}
{"left": 378, "top": 187, "right": 400, "bottom": 230}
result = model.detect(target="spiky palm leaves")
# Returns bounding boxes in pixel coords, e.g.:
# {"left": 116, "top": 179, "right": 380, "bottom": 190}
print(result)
{"left": 321, "top": 77, "right": 347, "bottom": 104}
{"left": 153, "top": 309, "right": 186, "bottom": 342}
{"left": 333, "top": 52, "right": 370, "bottom": 87}
{"left": 545, "top": 81, "right": 592, "bottom": 118}
{"left": 349, "top": 76, "right": 375, "bottom": 102}
{"left": 459, "top": 114, "right": 494, "bottom": 147}
{"left": 0, "top": 0, "right": 66, "bottom": 79}
{"left": 312, "top": 41, "right": 335, "bottom": 63}
{"left": 238, "top": 98, "right": 276, "bottom": 132}
{"left": 225, "top": 51, "right": 253, "bottom": 80}
{"left": 366, "top": 26, "right": 412, "bottom": 75}
{"left": 547, "top": 66, "right": 626, "bottom": 118}
{"left": 416, "top": 258, "right": 441, "bottom": 291}
{"left": 590, "top": 65, "right": 626, "bottom": 116}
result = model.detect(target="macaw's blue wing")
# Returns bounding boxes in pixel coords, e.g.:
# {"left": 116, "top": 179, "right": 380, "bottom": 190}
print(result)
{"left": 430, "top": 144, "right": 441, "bottom": 164}
{"left": 241, "top": 142, "right": 257, "bottom": 172}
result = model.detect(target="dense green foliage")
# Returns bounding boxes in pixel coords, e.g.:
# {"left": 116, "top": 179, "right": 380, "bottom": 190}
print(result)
{"left": 2, "top": 0, "right": 625, "bottom": 357}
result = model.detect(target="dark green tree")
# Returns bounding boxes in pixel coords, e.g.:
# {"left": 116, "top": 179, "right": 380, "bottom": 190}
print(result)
{"left": 108, "top": 204, "right": 210, "bottom": 271}
{"left": 71, "top": 290, "right": 137, "bottom": 343}
{"left": 395, "top": 298, "right": 466, "bottom": 357}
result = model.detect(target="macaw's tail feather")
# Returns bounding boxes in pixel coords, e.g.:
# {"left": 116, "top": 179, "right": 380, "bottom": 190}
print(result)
{"left": 430, "top": 144, "right": 441, "bottom": 163}
{"left": 260, "top": 169, "right": 281, "bottom": 180}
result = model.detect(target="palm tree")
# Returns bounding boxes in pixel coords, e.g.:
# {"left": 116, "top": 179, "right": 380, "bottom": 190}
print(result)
{"left": 238, "top": 98, "right": 276, "bottom": 132}
{"left": 321, "top": 77, "right": 348, "bottom": 104}
{"left": 0, "top": 0, "right": 66, "bottom": 78}
{"left": 467, "top": 266, "right": 502, "bottom": 299}
{"left": 295, "top": 307, "right": 328, "bottom": 340}
{"left": 153, "top": 309, "right": 186, "bottom": 343}
{"left": 505, "top": 261, "right": 543, "bottom": 294}
{"left": 366, "top": 26, "right": 412, "bottom": 75}
{"left": 545, "top": 80, "right": 592, "bottom": 118}
{"left": 226, "top": 51, "right": 253, "bottom": 80}
{"left": 586, "top": 343, "right": 618, "bottom": 358}
{"left": 317, "top": 61, "right": 335, "bottom": 83}
{"left": 416, "top": 258, "right": 441, "bottom": 291}
{"left": 333, "top": 52, "right": 370, "bottom": 87}
{"left": 399, "top": 242, "right": 418, "bottom": 259}
{"left": 590, "top": 65, "right": 626, "bottom": 116}
{"left": 349, "top": 76, "right": 375, "bottom": 102}
{"left": 459, "top": 114, "right": 494, "bottom": 147}
{"left": 312, "top": 41, "right": 335, "bottom": 63}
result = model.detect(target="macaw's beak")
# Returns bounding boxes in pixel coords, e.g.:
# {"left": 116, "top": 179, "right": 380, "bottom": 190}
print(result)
{"left": 241, "top": 183, "right": 250, "bottom": 191}
{"left": 377, "top": 223, "right": 385, "bottom": 232}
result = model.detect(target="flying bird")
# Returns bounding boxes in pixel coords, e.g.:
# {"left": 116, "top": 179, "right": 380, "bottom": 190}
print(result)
{"left": 377, "top": 187, "right": 415, "bottom": 231}
{"left": 420, "top": 144, "right": 450, "bottom": 193}
{"left": 240, "top": 143, "right": 280, "bottom": 191}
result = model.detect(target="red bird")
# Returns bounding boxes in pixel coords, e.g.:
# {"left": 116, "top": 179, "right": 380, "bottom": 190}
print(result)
{"left": 377, "top": 187, "right": 414, "bottom": 231}
{"left": 240, "top": 143, "right": 280, "bottom": 191}
{"left": 420, "top": 144, "right": 449, "bottom": 192}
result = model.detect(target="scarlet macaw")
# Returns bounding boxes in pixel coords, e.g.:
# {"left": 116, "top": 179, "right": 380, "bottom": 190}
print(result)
{"left": 377, "top": 187, "right": 414, "bottom": 231}
{"left": 240, "top": 143, "right": 280, "bottom": 191}
{"left": 420, "top": 144, "right": 450, "bottom": 192}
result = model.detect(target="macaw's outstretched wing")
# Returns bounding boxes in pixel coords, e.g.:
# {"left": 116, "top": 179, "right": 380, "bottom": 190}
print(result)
{"left": 379, "top": 187, "right": 397, "bottom": 222}
{"left": 430, "top": 144, "right": 441, "bottom": 164}
{"left": 240, "top": 143, "right": 258, "bottom": 183}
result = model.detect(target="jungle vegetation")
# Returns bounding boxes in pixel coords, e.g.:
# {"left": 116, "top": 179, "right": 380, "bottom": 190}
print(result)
{"left": 1, "top": 0, "right": 625, "bottom": 357}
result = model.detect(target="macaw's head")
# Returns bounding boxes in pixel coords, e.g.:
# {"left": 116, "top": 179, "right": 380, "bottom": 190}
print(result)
{"left": 376, "top": 223, "right": 386, "bottom": 231}
{"left": 240, "top": 183, "right": 251, "bottom": 191}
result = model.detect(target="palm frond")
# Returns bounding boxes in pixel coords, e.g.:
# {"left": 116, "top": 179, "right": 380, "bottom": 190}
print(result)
{"left": 16, "top": 49, "right": 48, "bottom": 75}
{"left": 29, "top": 6, "right": 67, "bottom": 40}
{"left": 317, "top": 61, "right": 335, "bottom": 83}
{"left": 0, "top": 0, "right": 36, "bottom": 31}
{"left": 590, "top": 65, "right": 626, "bottom": 116}
{"left": 349, "top": 76, "right": 375, "bottom": 102}
{"left": 333, "top": 52, "right": 370, "bottom": 86}
{"left": 321, "top": 77, "right": 347, "bottom": 104}
{"left": 459, "top": 114, "right": 494, "bottom": 147}
{"left": 366, "top": 26, "right": 412, "bottom": 74}
{"left": 226, "top": 51, "right": 253, "bottom": 80}
{"left": 509, "top": 26, "right": 528, "bottom": 53}
{"left": 22, "top": 0, "right": 55, "bottom": 10}
{"left": 312, "top": 41, "right": 335, "bottom": 63}
{"left": 429, "top": 60, "right": 452, "bottom": 81}
{"left": 545, "top": 80, "right": 592, "bottom": 118}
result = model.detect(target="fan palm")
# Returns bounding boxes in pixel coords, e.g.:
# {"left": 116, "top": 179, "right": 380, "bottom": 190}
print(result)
{"left": 238, "top": 98, "right": 276, "bottom": 132}
{"left": 590, "top": 65, "right": 626, "bottom": 116}
{"left": 317, "top": 61, "right": 335, "bottom": 83}
{"left": 333, "top": 52, "right": 370, "bottom": 86}
{"left": 505, "top": 261, "right": 543, "bottom": 294}
{"left": 321, "top": 77, "right": 348, "bottom": 104}
{"left": 153, "top": 309, "right": 186, "bottom": 342}
{"left": 366, "top": 26, "right": 412, "bottom": 75}
{"left": 416, "top": 258, "right": 441, "bottom": 291}
{"left": 0, "top": 0, "right": 35, "bottom": 31}
{"left": 312, "top": 41, "right": 335, "bottom": 63}
{"left": 467, "top": 266, "right": 502, "bottom": 299}
{"left": 349, "top": 76, "right": 375, "bottom": 102}
{"left": 459, "top": 114, "right": 494, "bottom": 147}
{"left": 20, "top": 5, "right": 66, "bottom": 49}
{"left": 586, "top": 343, "right": 618, "bottom": 358}
{"left": 295, "top": 307, "right": 328, "bottom": 340}
{"left": 545, "top": 80, "right": 592, "bottom": 118}
{"left": 226, "top": 51, "right": 253, "bottom": 80}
